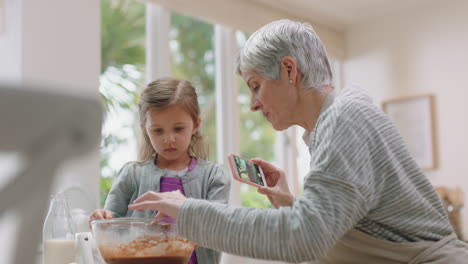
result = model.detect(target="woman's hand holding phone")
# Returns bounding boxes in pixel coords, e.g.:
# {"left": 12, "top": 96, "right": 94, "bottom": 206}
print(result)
{"left": 251, "top": 158, "right": 294, "bottom": 208}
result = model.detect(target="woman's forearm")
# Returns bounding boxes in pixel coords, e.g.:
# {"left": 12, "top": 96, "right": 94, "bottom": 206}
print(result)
{"left": 177, "top": 180, "right": 367, "bottom": 262}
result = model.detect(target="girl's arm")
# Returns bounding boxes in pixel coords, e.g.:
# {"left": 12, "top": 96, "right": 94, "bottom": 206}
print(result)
{"left": 206, "top": 165, "right": 231, "bottom": 204}
{"left": 104, "top": 163, "right": 135, "bottom": 217}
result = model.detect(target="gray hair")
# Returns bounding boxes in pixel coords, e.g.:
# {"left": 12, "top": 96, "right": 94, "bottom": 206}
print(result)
{"left": 236, "top": 19, "right": 332, "bottom": 89}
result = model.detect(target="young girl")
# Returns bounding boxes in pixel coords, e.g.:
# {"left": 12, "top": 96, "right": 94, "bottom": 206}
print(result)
{"left": 89, "top": 77, "right": 230, "bottom": 264}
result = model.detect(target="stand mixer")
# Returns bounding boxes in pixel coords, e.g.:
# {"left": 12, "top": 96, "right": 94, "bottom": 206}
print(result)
{"left": 0, "top": 83, "right": 102, "bottom": 264}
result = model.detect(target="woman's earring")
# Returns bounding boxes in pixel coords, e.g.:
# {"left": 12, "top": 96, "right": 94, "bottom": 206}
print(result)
{"left": 289, "top": 79, "right": 293, "bottom": 84}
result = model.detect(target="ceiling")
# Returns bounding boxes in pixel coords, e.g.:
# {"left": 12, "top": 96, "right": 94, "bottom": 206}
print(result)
{"left": 250, "top": 0, "right": 437, "bottom": 31}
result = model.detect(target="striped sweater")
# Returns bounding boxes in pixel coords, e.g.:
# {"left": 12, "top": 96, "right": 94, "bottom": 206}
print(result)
{"left": 177, "top": 84, "right": 453, "bottom": 262}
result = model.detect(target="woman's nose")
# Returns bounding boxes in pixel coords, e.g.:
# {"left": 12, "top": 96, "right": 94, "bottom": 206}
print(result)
{"left": 250, "top": 98, "right": 261, "bottom": 112}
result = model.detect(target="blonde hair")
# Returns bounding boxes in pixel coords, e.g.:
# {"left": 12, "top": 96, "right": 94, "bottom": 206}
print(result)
{"left": 137, "top": 77, "right": 208, "bottom": 161}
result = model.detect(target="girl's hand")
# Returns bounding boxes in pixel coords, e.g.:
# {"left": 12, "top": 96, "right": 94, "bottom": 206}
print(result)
{"left": 128, "top": 190, "right": 187, "bottom": 219}
{"left": 88, "top": 209, "right": 113, "bottom": 225}
{"left": 251, "top": 158, "right": 294, "bottom": 208}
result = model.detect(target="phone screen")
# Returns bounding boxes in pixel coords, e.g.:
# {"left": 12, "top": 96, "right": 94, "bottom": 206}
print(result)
{"left": 232, "top": 155, "right": 265, "bottom": 186}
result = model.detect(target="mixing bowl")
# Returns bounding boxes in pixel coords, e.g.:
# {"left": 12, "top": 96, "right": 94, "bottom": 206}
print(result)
{"left": 91, "top": 217, "right": 195, "bottom": 264}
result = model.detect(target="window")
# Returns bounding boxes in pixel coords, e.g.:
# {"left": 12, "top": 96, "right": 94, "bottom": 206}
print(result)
{"left": 99, "top": 3, "right": 298, "bottom": 210}
{"left": 100, "top": 0, "right": 146, "bottom": 206}
{"left": 170, "top": 13, "right": 217, "bottom": 161}
{"left": 236, "top": 31, "right": 276, "bottom": 208}
{"left": 100, "top": 4, "right": 220, "bottom": 205}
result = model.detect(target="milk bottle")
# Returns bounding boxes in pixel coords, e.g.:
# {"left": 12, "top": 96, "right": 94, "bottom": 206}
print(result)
{"left": 43, "top": 193, "right": 76, "bottom": 264}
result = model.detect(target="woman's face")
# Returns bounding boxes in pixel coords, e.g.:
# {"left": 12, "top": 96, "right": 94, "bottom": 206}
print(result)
{"left": 143, "top": 105, "right": 199, "bottom": 164}
{"left": 241, "top": 70, "right": 298, "bottom": 131}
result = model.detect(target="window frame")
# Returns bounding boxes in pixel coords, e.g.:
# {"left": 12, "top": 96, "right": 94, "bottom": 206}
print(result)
{"left": 145, "top": 3, "right": 342, "bottom": 202}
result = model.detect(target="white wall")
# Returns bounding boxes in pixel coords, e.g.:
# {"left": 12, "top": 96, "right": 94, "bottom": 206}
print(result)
{"left": 0, "top": 0, "right": 22, "bottom": 82}
{"left": 21, "top": 0, "right": 100, "bottom": 202}
{"left": 145, "top": 0, "right": 345, "bottom": 60}
{"left": 343, "top": 0, "right": 468, "bottom": 236}
{"left": 0, "top": 0, "right": 101, "bottom": 263}
{"left": 20, "top": 0, "right": 101, "bottom": 209}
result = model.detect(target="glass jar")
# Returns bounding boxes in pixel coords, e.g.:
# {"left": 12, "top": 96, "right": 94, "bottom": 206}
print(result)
{"left": 43, "top": 193, "right": 76, "bottom": 264}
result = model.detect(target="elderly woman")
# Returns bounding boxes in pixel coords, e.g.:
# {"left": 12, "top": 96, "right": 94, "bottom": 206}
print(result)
{"left": 129, "top": 19, "right": 468, "bottom": 263}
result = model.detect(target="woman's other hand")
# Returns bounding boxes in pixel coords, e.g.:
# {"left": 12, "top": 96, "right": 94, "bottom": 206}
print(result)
{"left": 251, "top": 158, "right": 294, "bottom": 208}
{"left": 88, "top": 209, "right": 113, "bottom": 226}
{"left": 128, "top": 190, "right": 187, "bottom": 219}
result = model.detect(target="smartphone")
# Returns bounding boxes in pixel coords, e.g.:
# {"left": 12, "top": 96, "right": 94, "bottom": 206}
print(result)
{"left": 227, "top": 154, "right": 266, "bottom": 187}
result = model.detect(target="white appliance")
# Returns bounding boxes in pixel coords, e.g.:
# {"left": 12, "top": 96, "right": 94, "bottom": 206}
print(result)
{"left": 0, "top": 83, "right": 102, "bottom": 264}
{"left": 75, "top": 232, "right": 106, "bottom": 264}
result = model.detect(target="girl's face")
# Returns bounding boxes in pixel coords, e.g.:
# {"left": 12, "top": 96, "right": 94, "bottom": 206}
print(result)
{"left": 143, "top": 105, "right": 199, "bottom": 165}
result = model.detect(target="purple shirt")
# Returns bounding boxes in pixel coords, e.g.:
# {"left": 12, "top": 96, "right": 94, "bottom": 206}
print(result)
{"left": 159, "top": 158, "right": 198, "bottom": 264}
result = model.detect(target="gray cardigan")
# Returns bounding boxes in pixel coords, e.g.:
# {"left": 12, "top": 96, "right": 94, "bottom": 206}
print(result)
{"left": 104, "top": 158, "right": 230, "bottom": 264}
